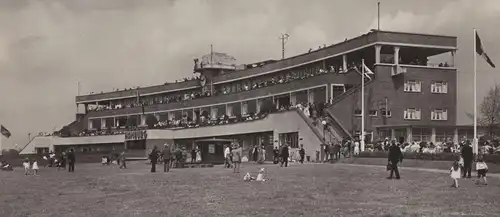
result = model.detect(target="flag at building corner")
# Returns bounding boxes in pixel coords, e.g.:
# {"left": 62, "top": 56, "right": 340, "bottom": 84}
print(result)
{"left": 476, "top": 31, "right": 496, "bottom": 68}
{"left": 362, "top": 62, "right": 375, "bottom": 80}
{"left": 1, "top": 125, "right": 11, "bottom": 138}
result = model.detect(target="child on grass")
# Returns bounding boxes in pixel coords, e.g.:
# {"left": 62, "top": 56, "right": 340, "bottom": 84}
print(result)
{"left": 476, "top": 156, "right": 488, "bottom": 185}
{"left": 23, "top": 158, "right": 30, "bottom": 175}
{"left": 450, "top": 160, "right": 461, "bottom": 188}
{"left": 32, "top": 159, "right": 39, "bottom": 176}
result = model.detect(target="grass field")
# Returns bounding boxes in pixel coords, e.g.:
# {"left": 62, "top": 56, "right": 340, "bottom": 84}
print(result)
{"left": 1, "top": 162, "right": 500, "bottom": 217}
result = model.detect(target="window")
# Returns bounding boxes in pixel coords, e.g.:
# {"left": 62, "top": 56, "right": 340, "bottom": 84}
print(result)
{"left": 381, "top": 110, "right": 392, "bottom": 117}
{"left": 404, "top": 108, "right": 421, "bottom": 120}
{"left": 431, "top": 109, "right": 448, "bottom": 120}
{"left": 354, "top": 109, "right": 362, "bottom": 116}
{"left": 369, "top": 110, "right": 378, "bottom": 117}
{"left": 279, "top": 132, "right": 299, "bottom": 148}
{"left": 431, "top": 81, "right": 448, "bottom": 93}
{"left": 404, "top": 80, "right": 422, "bottom": 92}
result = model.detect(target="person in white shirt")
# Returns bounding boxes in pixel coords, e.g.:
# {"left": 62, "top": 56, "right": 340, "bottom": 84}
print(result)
{"left": 224, "top": 145, "right": 232, "bottom": 168}
{"left": 476, "top": 156, "right": 489, "bottom": 185}
{"left": 450, "top": 161, "right": 461, "bottom": 188}
{"left": 32, "top": 160, "right": 39, "bottom": 176}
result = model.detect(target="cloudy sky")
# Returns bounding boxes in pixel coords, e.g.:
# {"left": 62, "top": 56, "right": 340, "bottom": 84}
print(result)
{"left": 0, "top": 0, "right": 499, "bottom": 149}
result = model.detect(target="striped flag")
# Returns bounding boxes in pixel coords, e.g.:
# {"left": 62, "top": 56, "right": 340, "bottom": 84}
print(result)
{"left": 362, "top": 61, "right": 375, "bottom": 80}
{"left": 476, "top": 32, "right": 496, "bottom": 68}
{"left": 1, "top": 125, "right": 11, "bottom": 138}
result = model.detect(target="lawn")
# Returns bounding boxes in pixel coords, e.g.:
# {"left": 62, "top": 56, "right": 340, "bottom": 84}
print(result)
{"left": 1, "top": 162, "right": 500, "bottom": 217}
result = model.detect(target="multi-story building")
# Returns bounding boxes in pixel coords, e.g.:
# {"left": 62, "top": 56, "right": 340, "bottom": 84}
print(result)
{"left": 22, "top": 29, "right": 475, "bottom": 160}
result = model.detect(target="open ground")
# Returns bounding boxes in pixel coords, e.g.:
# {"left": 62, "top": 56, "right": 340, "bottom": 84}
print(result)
{"left": 1, "top": 161, "right": 500, "bottom": 217}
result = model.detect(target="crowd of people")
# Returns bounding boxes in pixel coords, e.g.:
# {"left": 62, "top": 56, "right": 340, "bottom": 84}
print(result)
{"left": 365, "top": 138, "right": 500, "bottom": 155}
{"left": 88, "top": 59, "right": 346, "bottom": 113}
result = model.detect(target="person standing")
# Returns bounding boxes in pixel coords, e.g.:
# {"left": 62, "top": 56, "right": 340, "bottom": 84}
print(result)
{"left": 461, "top": 141, "right": 473, "bottom": 178}
{"left": 162, "top": 144, "right": 172, "bottom": 172}
{"left": 273, "top": 146, "right": 279, "bottom": 164}
{"left": 57, "top": 152, "right": 66, "bottom": 171}
{"left": 232, "top": 144, "right": 242, "bottom": 173}
{"left": 299, "top": 144, "right": 305, "bottom": 164}
{"left": 224, "top": 144, "right": 232, "bottom": 168}
{"left": 67, "top": 149, "right": 76, "bottom": 173}
{"left": 119, "top": 151, "right": 127, "bottom": 169}
{"left": 149, "top": 146, "right": 159, "bottom": 173}
{"left": 387, "top": 142, "right": 403, "bottom": 179}
{"left": 280, "top": 144, "right": 289, "bottom": 167}
{"left": 191, "top": 147, "right": 197, "bottom": 163}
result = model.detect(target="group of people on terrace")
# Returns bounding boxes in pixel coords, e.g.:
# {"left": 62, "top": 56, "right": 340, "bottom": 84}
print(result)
{"left": 88, "top": 59, "right": 349, "bottom": 112}
{"left": 366, "top": 137, "right": 500, "bottom": 155}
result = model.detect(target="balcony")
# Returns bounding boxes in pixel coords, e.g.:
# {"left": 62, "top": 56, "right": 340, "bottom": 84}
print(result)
{"left": 87, "top": 71, "right": 360, "bottom": 118}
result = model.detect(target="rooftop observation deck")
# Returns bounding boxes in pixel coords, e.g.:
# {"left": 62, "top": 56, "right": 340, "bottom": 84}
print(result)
{"left": 75, "top": 30, "right": 457, "bottom": 104}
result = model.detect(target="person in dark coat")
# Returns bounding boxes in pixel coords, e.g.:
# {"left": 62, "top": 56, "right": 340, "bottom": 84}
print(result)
{"left": 67, "top": 149, "right": 76, "bottom": 173}
{"left": 163, "top": 144, "right": 172, "bottom": 172}
{"left": 280, "top": 144, "right": 289, "bottom": 167}
{"left": 387, "top": 142, "right": 403, "bottom": 179}
{"left": 149, "top": 146, "right": 159, "bottom": 173}
{"left": 253, "top": 145, "right": 259, "bottom": 162}
{"left": 299, "top": 144, "right": 305, "bottom": 164}
{"left": 273, "top": 146, "right": 279, "bottom": 164}
{"left": 461, "top": 141, "right": 473, "bottom": 178}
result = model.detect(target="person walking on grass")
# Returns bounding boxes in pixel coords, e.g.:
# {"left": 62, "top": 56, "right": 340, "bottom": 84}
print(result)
{"left": 149, "top": 146, "right": 159, "bottom": 173}
{"left": 232, "top": 143, "right": 242, "bottom": 173}
{"left": 67, "top": 149, "right": 76, "bottom": 173}
{"left": 299, "top": 144, "right": 305, "bottom": 164}
{"left": 32, "top": 159, "right": 39, "bottom": 176}
{"left": 280, "top": 144, "right": 289, "bottom": 167}
{"left": 387, "top": 141, "right": 403, "bottom": 180}
{"left": 476, "top": 156, "right": 489, "bottom": 185}
{"left": 450, "top": 160, "right": 461, "bottom": 188}
{"left": 23, "top": 158, "right": 30, "bottom": 175}
{"left": 461, "top": 141, "right": 473, "bottom": 178}
{"left": 162, "top": 144, "right": 172, "bottom": 173}
{"left": 119, "top": 151, "right": 127, "bottom": 169}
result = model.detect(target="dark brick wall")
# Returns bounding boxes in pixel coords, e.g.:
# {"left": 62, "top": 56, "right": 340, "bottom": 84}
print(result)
{"left": 328, "top": 65, "right": 457, "bottom": 133}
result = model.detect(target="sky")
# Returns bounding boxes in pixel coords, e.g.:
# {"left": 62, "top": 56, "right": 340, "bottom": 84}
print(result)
{"left": 0, "top": 0, "right": 500, "bottom": 150}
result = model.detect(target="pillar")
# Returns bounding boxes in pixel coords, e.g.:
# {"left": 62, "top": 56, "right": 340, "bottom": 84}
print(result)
{"left": 375, "top": 45, "right": 382, "bottom": 64}
{"left": 394, "top": 46, "right": 400, "bottom": 65}
{"left": 406, "top": 127, "right": 412, "bottom": 143}
{"left": 453, "top": 128, "right": 459, "bottom": 145}
{"left": 154, "top": 113, "right": 160, "bottom": 122}
{"left": 113, "top": 117, "right": 117, "bottom": 128}
{"left": 342, "top": 55, "right": 347, "bottom": 72}
{"left": 451, "top": 50, "right": 456, "bottom": 67}
{"left": 101, "top": 118, "right": 106, "bottom": 129}
{"left": 290, "top": 92, "right": 297, "bottom": 106}
{"left": 431, "top": 128, "right": 436, "bottom": 143}
{"left": 307, "top": 89, "right": 314, "bottom": 104}
{"left": 391, "top": 128, "right": 395, "bottom": 140}
{"left": 89, "top": 120, "right": 93, "bottom": 129}
{"left": 211, "top": 107, "right": 217, "bottom": 119}
{"left": 256, "top": 99, "right": 261, "bottom": 113}
{"left": 141, "top": 114, "right": 146, "bottom": 126}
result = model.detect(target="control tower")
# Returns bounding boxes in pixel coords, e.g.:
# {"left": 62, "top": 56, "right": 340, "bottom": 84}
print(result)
{"left": 193, "top": 47, "right": 237, "bottom": 96}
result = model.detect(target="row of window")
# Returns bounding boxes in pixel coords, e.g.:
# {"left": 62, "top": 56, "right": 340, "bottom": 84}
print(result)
{"left": 404, "top": 81, "right": 448, "bottom": 93}
{"left": 353, "top": 109, "right": 448, "bottom": 121}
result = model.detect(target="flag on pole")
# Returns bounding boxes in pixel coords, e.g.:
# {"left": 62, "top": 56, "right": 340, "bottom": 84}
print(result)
{"left": 362, "top": 62, "right": 375, "bottom": 80}
{"left": 476, "top": 32, "right": 496, "bottom": 68}
{"left": 1, "top": 125, "right": 11, "bottom": 138}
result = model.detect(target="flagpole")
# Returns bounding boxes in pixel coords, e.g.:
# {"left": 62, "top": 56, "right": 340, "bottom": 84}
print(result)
{"left": 361, "top": 59, "right": 365, "bottom": 152}
{"left": 473, "top": 28, "right": 478, "bottom": 155}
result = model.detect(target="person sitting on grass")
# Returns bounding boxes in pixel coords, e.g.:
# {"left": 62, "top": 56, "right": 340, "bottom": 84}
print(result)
{"left": 0, "top": 161, "right": 13, "bottom": 171}
{"left": 476, "top": 156, "right": 489, "bottom": 186}
{"left": 450, "top": 160, "right": 461, "bottom": 188}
